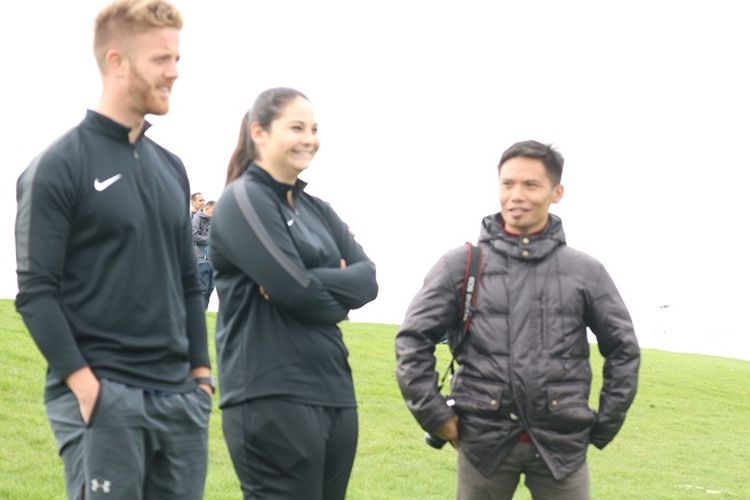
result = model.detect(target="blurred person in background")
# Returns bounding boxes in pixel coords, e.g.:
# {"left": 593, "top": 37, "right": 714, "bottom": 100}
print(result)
{"left": 191, "top": 191, "right": 205, "bottom": 217}
{"left": 193, "top": 200, "right": 215, "bottom": 309}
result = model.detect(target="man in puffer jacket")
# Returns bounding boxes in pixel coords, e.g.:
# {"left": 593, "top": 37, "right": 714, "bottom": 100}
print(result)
{"left": 396, "top": 140, "right": 640, "bottom": 500}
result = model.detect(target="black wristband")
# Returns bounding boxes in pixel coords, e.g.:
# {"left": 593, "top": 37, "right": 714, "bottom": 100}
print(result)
{"left": 193, "top": 376, "right": 215, "bottom": 393}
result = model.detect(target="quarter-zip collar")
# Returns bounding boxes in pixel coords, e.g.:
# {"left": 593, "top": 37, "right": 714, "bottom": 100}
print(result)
{"left": 245, "top": 162, "right": 308, "bottom": 201}
{"left": 83, "top": 109, "right": 152, "bottom": 144}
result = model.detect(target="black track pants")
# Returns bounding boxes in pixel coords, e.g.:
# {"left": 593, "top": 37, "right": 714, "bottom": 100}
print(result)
{"left": 222, "top": 398, "right": 358, "bottom": 500}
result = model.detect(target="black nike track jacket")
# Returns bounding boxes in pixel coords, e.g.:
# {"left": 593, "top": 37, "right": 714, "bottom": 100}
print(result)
{"left": 15, "top": 110, "right": 209, "bottom": 400}
{"left": 210, "top": 164, "right": 378, "bottom": 409}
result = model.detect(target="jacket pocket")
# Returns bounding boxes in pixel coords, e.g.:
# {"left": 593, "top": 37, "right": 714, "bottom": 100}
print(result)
{"left": 451, "top": 376, "right": 516, "bottom": 471}
{"left": 85, "top": 379, "right": 107, "bottom": 428}
{"left": 450, "top": 375, "right": 506, "bottom": 418}
{"left": 451, "top": 393, "right": 503, "bottom": 418}
{"left": 542, "top": 383, "right": 596, "bottom": 431}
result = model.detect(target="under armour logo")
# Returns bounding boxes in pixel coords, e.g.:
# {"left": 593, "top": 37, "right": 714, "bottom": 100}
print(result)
{"left": 91, "top": 478, "right": 111, "bottom": 493}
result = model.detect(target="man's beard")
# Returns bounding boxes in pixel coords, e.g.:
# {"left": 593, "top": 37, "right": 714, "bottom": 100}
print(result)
{"left": 127, "top": 65, "right": 168, "bottom": 116}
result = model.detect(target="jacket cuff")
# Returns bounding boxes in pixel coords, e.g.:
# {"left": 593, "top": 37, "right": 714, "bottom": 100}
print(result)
{"left": 589, "top": 422, "right": 612, "bottom": 449}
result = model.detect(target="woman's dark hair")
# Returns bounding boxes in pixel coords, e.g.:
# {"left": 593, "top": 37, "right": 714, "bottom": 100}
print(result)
{"left": 225, "top": 87, "right": 309, "bottom": 185}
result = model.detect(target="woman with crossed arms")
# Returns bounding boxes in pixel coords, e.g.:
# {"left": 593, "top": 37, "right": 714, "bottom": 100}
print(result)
{"left": 210, "top": 87, "right": 378, "bottom": 500}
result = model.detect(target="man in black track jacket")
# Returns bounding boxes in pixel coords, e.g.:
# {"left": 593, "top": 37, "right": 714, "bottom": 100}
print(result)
{"left": 14, "top": 2, "right": 212, "bottom": 499}
{"left": 396, "top": 140, "right": 640, "bottom": 500}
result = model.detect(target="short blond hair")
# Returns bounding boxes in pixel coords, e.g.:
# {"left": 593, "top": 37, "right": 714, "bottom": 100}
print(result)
{"left": 94, "top": 0, "right": 182, "bottom": 71}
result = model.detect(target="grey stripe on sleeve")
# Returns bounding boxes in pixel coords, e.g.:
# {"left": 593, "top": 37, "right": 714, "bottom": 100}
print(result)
{"left": 231, "top": 181, "right": 310, "bottom": 287}
{"left": 15, "top": 153, "right": 45, "bottom": 272}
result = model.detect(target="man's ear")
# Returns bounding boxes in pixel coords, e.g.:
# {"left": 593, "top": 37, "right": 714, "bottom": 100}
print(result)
{"left": 552, "top": 184, "right": 564, "bottom": 204}
{"left": 105, "top": 48, "right": 126, "bottom": 77}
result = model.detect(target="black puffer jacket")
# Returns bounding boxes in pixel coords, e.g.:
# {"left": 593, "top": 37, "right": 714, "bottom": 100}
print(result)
{"left": 396, "top": 213, "right": 640, "bottom": 480}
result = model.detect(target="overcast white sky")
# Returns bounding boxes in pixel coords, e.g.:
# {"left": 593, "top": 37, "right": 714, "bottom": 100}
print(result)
{"left": 2, "top": 1, "right": 749, "bottom": 360}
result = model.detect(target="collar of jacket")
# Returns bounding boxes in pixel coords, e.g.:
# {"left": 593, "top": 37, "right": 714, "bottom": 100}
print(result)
{"left": 82, "top": 109, "right": 152, "bottom": 144}
{"left": 245, "top": 163, "right": 308, "bottom": 201}
{"left": 479, "top": 212, "right": 566, "bottom": 261}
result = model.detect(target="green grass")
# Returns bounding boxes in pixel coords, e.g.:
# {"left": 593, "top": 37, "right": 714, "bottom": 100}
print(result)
{"left": 1, "top": 298, "right": 749, "bottom": 499}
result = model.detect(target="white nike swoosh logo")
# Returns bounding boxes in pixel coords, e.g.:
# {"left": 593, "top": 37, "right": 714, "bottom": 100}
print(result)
{"left": 94, "top": 174, "right": 123, "bottom": 192}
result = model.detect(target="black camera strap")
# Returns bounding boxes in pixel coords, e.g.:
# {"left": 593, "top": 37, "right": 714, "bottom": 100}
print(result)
{"left": 438, "top": 242, "right": 482, "bottom": 391}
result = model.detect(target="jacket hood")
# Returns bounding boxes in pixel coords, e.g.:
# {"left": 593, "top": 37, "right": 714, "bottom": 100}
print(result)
{"left": 479, "top": 212, "right": 566, "bottom": 261}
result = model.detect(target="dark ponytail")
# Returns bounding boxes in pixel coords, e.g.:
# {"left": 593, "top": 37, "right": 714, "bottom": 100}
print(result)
{"left": 225, "top": 87, "right": 309, "bottom": 186}
{"left": 225, "top": 111, "right": 253, "bottom": 186}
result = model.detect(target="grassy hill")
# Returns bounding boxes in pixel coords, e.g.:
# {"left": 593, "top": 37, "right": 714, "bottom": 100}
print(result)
{"left": 1, "top": 299, "right": 748, "bottom": 499}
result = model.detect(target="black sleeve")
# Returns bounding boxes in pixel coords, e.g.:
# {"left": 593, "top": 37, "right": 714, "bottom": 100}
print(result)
{"left": 307, "top": 199, "right": 378, "bottom": 309}
{"left": 210, "top": 180, "right": 349, "bottom": 324}
{"left": 584, "top": 264, "right": 641, "bottom": 449}
{"left": 15, "top": 153, "right": 87, "bottom": 380}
